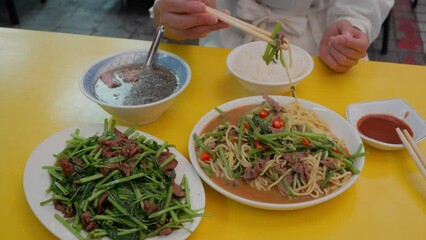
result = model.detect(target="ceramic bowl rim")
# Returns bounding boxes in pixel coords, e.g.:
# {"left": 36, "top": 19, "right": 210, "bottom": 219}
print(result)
{"left": 79, "top": 49, "right": 191, "bottom": 109}
{"left": 226, "top": 41, "right": 314, "bottom": 86}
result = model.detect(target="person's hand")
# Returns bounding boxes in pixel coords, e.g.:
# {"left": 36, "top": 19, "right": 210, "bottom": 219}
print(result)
{"left": 319, "top": 19, "right": 369, "bottom": 73}
{"left": 154, "top": 0, "right": 228, "bottom": 40}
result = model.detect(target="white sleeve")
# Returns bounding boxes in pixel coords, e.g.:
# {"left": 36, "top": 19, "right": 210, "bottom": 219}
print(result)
{"left": 149, "top": 0, "right": 161, "bottom": 19}
{"left": 326, "top": 0, "right": 394, "bottom": 43}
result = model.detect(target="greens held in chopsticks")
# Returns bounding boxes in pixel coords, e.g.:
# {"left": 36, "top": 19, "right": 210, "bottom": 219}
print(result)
{"left": 262, "top": 23, "right": 290, "bottom": 65}
{"left": 41, "top": 120, "right": 203, "bottom": 240}
{"left": 262, "top": 23, "right": 295, "bottom": 97}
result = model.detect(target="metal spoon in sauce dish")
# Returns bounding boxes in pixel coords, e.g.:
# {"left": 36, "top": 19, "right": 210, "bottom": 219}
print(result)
{"left": 144, "top": 25, "right": 165, "bottom": 67}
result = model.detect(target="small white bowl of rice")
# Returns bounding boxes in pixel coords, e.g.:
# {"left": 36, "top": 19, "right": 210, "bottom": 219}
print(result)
{"left": 226, "top": 41, "right": 313, "bottom": 95}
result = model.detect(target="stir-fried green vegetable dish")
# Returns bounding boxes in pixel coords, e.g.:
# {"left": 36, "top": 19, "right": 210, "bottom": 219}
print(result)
{"left": 41, "top": 120, "right": 202, "bottom": 240}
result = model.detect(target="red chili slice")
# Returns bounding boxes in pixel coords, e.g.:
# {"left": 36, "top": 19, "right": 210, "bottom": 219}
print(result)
{"left": 200, "top": 152, "right": 212, "bottom": 162}
{"left": 300, "top": 138, "right": 312, "bottom": 147}
{"left": 254, "top": 140, "right": 263, "bottom": 150}
{"left": 272, "top": 118, "right": 285, "bottom": 128}
{"left": 332, "top": 148, "right": 340, "bottom": 153}
{"left": 259, "top": 109, "right": 269, "bottom": 118}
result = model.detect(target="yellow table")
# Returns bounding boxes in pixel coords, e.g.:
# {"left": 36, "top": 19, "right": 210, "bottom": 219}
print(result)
{"left": 1, "top": 28, "right": 425, "bottom": 240}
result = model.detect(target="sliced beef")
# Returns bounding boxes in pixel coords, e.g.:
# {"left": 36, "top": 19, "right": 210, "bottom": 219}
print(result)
{"left": 81, "top": 211, "right": 98, "bottom": 231}
{"left": 159, "top": 228, "right": 173, "bottom": 236}
{"left": 99, "top": 163, "right": 132, "bottom": 177}
{"left": 321, "top": 158, "right": 338, "bottom": 169}
{"left": 113, "top": 128, "right": 127, "bottom": 138}
{"left": 122, "top": 68, "right": 143, "bottom": 82}
{"left": 72, "top": 158, "right": 84, "bottom": 166}
{"left": 302, "top": 162, "right": 311, "bottom": 181}
{"left": 100, "top": 72, "right": 121, "bottom": 88}
{"left": 241, "top": 159, "right": 268, "bottom": 181}
{"left": 60, "top": 158, "right": 75, "bottom": 178}
{"left": 206, "top": 141, "right": 217, "bottom": 149}
{"left": 281, "top": 150, "right": 313, "bottom": 182}
{"left": 273, "top": 162, "right": 288, "bottom": 175}
{"left": 99, "top": 128, "right": 141, "bottom": 159}
{"left": 290, "top": 161, "right": 311, "bottom": 182}
{"left": 157, "top": 152, "right": 178, "bottom": 171}
{"left": 172, "top": 182, "right": 185, "bottom": 198}
{"left": 143, "top": 200, "right": 158, "bottom": 213}
{"left": 96, "top": 193, "right": 111, "bottom": 214}
{"left": 263, "top": 95, "right": 285, "bottom": 113}
{"left": 282, "top": 151, "right": 306, "bottom": 164}
{"left": 121, "top": 142, "right": 141, "bottom": 158}
{"left": 53, "top": 200, "right": 75, "bottom": 218}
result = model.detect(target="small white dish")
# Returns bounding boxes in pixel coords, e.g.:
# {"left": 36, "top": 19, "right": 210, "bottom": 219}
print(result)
{"left": 346, "top": 98, "right": 426, "bottom": 151}
{"left": 226, "top": 41, "right": 313, "bottom": 95}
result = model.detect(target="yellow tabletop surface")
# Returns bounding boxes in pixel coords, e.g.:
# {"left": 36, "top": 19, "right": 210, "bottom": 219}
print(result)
{"left": 0, "top": 27, "right": 425, "bottom": 240}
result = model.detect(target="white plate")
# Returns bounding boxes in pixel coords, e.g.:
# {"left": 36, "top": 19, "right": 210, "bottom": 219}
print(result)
{"left": 346, "top": 98, "right": 426, "bottom": 151}
{"left": 23, "top": 124, "right": 205, "bottom": 240}
{"left": 188, "top": 96, "right": 365, "bottom": 210}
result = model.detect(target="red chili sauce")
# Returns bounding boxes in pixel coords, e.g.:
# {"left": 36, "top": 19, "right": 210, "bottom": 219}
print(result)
{"left": 357, "top": 114, "right": 413, "bottom": 144}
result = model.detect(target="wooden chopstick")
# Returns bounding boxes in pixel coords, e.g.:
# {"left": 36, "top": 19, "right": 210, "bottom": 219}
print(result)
{"left": 205, "top": 6, "right": 275, "bottom": 44}
{"left": 396, "top": 127, "right": 426, "bottom": 180}
{"left": 402, "top": 129, "right": 426, "bottom": 167}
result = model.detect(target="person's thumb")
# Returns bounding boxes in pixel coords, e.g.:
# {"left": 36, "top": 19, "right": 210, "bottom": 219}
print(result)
{"left": 336, "top": 19, "right": 354, "bottom": 39}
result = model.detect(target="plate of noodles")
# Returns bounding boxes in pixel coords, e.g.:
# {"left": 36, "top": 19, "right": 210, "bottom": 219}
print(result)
{"left": 188, "top": 95, "right": 365, "bottom": 210}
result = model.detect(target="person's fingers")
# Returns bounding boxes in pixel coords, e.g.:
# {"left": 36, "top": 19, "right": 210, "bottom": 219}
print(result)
{"left": 328, "top": 45, "right": 359, "bottom": 67}
{"left": 323, "top": 57, "right": 351, "bottom": 73}
{"left": 166, "top": 22, "right": 228, "bottom": 39}
{"left": 331, "top": 35, "right": 367, "bottom": 59}
{"left": 341, "top": 34, "right": 369, "bottom": 54}
{"left": 320, "top": 43, "right": 351, "bottom": 73}
{"left": 162, "top": 12, "right": 218, "bottom": 29}
{"left": 157, "top": 0, "right": 231, "bottom": 40}
{"left": 336, "top": 19, "right": 354, "bottom": 37}
{"left": 201, "top": 0, "right": 217, "bottom": 8}
{"left": 332, "top": 43, "right": 366, "bottom": 59}
{"left": 335, "top": 20, "right": 369, "bottom": 54}
{"left": 320, "top": 19, "right": 369, "bottom": 72}
{"left": 159, "top": 0, "right": 207, "bottom": 14}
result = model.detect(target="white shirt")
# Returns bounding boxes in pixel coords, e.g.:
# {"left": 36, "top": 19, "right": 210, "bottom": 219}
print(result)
{"left": 200, "top": 0, "right": 394, "bottom": 55}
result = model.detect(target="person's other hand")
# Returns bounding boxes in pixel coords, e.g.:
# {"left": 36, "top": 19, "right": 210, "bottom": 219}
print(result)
{"left": 154, "top": 0, "right": 228, "bottom": 40}
{"left": 319, "top": 19, "right": 369, "bottom": 73}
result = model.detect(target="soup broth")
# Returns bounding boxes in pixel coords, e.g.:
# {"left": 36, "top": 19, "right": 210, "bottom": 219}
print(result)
{"left": 95, "top": 64, "right": 178, "bottom": 106}
{"left": 212, "top": 176, "right": 314, "bottom": 204}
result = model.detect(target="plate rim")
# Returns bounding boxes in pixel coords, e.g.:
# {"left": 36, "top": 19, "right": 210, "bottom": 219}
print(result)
{"left": 188, "top": 95, "right": 365, "bottom": 210}
{"left": 23, "top": 124, "right": 205, "bottom": 240}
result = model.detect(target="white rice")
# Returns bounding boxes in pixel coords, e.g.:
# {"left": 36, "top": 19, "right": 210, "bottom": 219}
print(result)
{"left": 231, "top": 42, "right": 291, "bottom": 83}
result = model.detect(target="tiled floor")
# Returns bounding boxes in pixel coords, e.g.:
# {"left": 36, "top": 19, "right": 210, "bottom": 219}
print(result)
{"left": 0, "top": 0, "right": 157, "bottom": 39}
{"left": 1, "top": 0, "right": 426, "bottom": 65}
{"left": 368, "top": 0, "right": 426, "bottom": 65}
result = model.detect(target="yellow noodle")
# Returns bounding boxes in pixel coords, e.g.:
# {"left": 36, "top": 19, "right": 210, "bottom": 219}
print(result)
{"left": 267, "top": 168, "right": 293, "bottom": 191}
{"left": 197, "top": 100, "right": 358, "bottom": 200}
